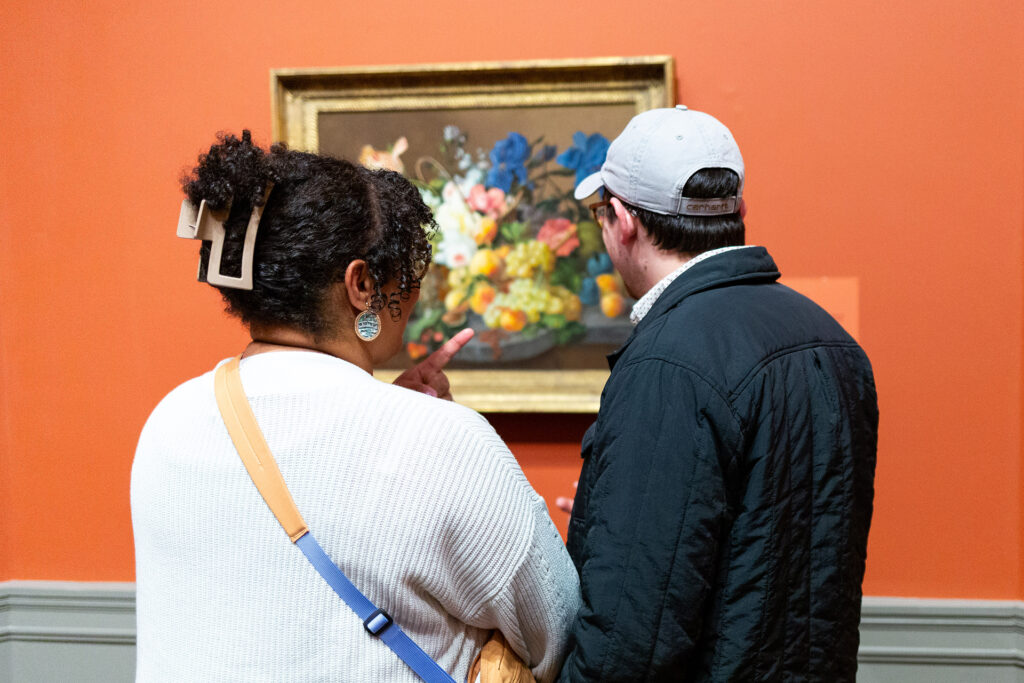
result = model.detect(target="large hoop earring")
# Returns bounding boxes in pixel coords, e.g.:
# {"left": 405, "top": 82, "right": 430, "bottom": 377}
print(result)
{"left": 354, "top": 300, "right": 381, "bottom": 342}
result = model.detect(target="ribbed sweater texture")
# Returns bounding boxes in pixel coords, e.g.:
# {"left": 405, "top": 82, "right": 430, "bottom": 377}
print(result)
{"left": 131, "top": 351, "right": 580, "bottom": 682}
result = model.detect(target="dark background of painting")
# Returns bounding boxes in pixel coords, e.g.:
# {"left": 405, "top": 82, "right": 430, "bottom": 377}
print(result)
{"left": 319, "top": 102, "right": 635, "bottom": 194}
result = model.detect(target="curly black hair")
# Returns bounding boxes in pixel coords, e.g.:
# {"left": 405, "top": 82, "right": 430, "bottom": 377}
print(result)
{"left": 181, "top": 131, "right": 434, "bottom": 338}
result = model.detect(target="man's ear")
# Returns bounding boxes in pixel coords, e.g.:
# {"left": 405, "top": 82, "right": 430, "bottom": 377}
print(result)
{"left": 344, "top": 259, "right": 376, "bottom": 310}
{"left": 609, "top": 197, "right": 639, "bottom": 245}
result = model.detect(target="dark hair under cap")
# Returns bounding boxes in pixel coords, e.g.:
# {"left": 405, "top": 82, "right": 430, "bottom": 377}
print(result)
{"left": 617, "top": 168, "right": 745, "bottom": 253}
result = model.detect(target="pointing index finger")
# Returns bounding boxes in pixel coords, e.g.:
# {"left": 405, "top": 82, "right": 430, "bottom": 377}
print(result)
{"left": 424, "top": 328, "right": 475, "bottom": 372}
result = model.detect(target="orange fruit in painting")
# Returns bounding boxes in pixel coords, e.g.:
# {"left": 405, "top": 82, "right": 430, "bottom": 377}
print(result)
{"left": 406, "top": 342, "right": 429, "bottom": 360}
{"left": 595, "top": 273, "right": 620, "bottom": 294}
{"left": 470, "top": 284, "right": 497, "bottom": 315}
{"left": 469, "top": 248, "right": 502, "bottom": 278}
{"left": 600, "top": 292, "right": 625, "bottom": 318}
{"left": 499, "top": 309, "right": 528, "bottom": 332}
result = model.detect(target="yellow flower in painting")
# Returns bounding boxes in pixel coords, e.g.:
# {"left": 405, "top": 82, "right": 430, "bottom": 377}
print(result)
{"left": 473, "top": 216, "right": 498, "bottom": 246}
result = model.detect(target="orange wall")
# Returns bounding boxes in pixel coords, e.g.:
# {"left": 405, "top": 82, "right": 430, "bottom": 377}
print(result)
{"left": 1, "top": 0, "right": 1022, "bottom": 598}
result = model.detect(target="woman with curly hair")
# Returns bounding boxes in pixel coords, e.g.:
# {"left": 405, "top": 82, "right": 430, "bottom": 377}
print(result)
{"left": 130, "top": 131, "right": 579, "bottom": 682}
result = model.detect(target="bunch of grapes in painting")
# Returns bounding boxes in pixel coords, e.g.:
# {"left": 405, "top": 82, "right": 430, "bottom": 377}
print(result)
{"left": 359, "top": 127, "right": 626, "bottom": 362}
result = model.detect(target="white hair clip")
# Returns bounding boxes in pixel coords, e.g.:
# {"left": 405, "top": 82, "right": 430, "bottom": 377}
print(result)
{"left": 176, "top": 184, "right": 273, "bottom": 290}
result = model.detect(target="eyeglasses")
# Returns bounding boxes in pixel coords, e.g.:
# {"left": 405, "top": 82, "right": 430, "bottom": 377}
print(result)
{"left": 589, "top": 198, "right": 614, "bottom": 223}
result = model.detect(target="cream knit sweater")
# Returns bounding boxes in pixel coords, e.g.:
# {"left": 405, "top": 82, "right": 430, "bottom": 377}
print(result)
{"left": 131, "top": 351, "right": 580, "bottom": 682}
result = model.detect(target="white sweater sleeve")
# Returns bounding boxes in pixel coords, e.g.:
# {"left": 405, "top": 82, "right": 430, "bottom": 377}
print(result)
{"left": 470, "top": 495, "right": 581, "bottom": 683}
{"left": 429, "top": 416, "right": 581, "bottom": 683}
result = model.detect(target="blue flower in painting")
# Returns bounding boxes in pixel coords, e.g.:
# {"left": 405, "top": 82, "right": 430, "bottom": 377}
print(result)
{"left": 486, "top": 132, "right": 531, "bottom": 192}
{"left": 557, "top": 132, "right": 611, "bottom": 185}
{"left": 586, "top": 253, "right": 614, "bottom": 277}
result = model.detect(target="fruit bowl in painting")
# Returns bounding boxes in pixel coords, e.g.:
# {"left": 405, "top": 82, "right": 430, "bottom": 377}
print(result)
{"left": 456, "top": 316, "right": 557, "bottom": 364}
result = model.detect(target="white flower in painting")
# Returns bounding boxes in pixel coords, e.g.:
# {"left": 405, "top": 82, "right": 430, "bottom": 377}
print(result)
{"left": 441, "top": 181, "right": 464, "bottom": 205}
{"left": 419, "top": 187, "right": 441, "bottom": 211}
{"left": 443, "top": 125, "right": 462, "bottom": 142}
{"left": 434, "top": 195, "right": 482, "bottom": 269}
{"left": 435, "top": 196, "right": 480, "bottom": 237}
{"left": 434, "top": 228, "right": 478, "bottom": 269}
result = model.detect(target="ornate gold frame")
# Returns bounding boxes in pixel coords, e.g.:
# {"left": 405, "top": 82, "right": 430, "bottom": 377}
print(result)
{"left": 270, "top": 56, "right": 675, "bottom": 412}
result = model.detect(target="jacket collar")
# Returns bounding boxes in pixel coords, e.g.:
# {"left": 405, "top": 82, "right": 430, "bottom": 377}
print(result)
{"left": 607, "top": 246, "right": 781, "bottom": 369}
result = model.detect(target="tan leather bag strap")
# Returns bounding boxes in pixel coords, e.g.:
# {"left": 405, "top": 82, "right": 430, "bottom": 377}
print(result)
{"left": 469, "top": 632, "right": 536, "bottom": 683}
{"left": 213, "top": 356, "right": 309, "bottom": 542}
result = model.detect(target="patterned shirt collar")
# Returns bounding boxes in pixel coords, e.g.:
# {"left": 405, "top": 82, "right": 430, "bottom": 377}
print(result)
{"left": 629, "top": 245, "right": 757, "bottom": 325}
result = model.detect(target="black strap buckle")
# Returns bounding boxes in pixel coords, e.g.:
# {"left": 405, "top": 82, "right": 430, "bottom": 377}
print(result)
{"left": 363, "top": 608, "right": 393, "bottom": 636}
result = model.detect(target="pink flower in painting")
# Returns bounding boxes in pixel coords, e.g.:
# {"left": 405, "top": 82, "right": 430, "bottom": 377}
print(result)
{"left": 537, "top": 218, "right": 580, "bottom": 257}
{"left": 467, "top": 184, "right": 508, "bottom": 219}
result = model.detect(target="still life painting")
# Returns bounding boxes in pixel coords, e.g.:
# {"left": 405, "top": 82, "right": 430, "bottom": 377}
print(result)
{"left": 358, "top": 125, "right": 630, "bottom": 367}
{"left": 272, "top": 57, "right": 674, "bottom": 409}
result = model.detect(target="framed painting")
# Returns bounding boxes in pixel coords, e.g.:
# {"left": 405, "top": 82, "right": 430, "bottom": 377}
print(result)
{"left": 271, "top": 57, "right": 675, "bottom": 411}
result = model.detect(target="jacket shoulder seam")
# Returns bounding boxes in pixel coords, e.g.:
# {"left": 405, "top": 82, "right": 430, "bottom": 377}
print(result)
{"left": 617, "top": 356, "right": 744, "bottom": 431}
{"left": 730, "top": 341, "right": 864, "bottom": 400}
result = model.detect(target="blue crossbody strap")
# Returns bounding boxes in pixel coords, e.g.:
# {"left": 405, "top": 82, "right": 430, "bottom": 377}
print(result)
{"left": 214, "top": 356, "right": 457, "bottom": 683}
{"left": 294, "top": 533, "right": 456, "bottom": 683}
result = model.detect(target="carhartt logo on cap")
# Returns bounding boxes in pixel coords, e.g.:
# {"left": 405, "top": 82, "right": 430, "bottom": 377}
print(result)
{"left": 682, "top": 198, "right": 739, "bottom": 216}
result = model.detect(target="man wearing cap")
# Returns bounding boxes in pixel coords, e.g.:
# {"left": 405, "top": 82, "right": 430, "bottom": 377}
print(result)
{"left": 557, "top": 106, "right": 878, "bottom": 682}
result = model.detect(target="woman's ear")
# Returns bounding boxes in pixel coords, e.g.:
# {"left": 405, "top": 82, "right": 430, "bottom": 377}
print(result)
{"left": 344, "top": 259, "right": 376, "bottom": 310}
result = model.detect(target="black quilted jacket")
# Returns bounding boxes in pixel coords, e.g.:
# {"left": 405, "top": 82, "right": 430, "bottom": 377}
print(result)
{"left": 558, "top": 247, "right": 878, "bottom": 682}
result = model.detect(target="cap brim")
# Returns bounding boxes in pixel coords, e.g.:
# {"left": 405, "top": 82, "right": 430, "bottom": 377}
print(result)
{"left": 573, "top": 172, "right": 604, "bottom": 201}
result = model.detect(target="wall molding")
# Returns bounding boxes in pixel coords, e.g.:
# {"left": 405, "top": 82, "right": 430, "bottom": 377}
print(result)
{"left": 859, "top": 596, "right": 1024, "bottom": 674}
{"left": 0, "top": 581, "right": 136, "bottom": 645}
{"left": 1, "top": 581, "right": 137, "bottom": 682}
{"left": 1, "top": 583, "right": 1023, "bottom": 681}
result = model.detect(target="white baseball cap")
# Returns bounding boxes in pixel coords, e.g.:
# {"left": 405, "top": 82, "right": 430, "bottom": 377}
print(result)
{"left": 574, "top": 105, "right": 744, "bottom": 216}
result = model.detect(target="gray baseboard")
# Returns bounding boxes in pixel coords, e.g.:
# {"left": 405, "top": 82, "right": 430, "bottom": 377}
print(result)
{"left": 2, "top": 582, "right": 1023, "bottom": 682}
{"left": 859, "top": 597, "right": 1024, "bottom": 682}
{"left": 0, "top": 581, "right": 136, "bottom": 683}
